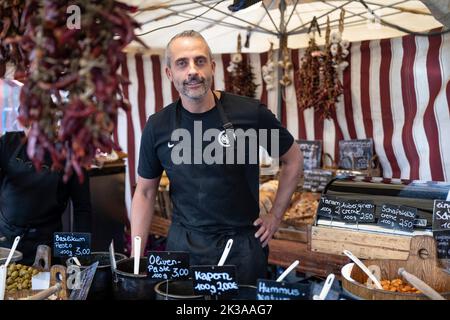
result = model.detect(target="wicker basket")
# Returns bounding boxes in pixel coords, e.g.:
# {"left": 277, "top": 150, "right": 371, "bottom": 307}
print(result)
{"left": 322, "top": 153, "right": 382, "bottom": 177}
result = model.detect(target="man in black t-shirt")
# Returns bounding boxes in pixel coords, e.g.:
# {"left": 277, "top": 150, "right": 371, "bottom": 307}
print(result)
{"left": 131, "top": 30, "right": 302, "bottom": 285}
{"left": 0, "top": 131, "right": 92, "bottom": 264}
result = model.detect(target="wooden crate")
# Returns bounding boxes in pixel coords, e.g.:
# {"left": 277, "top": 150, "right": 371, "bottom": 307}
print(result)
{"left": 274, "top": 223, "right": 310, "bottom": 243}
{"left": 4, "top": 245, "right": 68, "bottom": 300}
{"left": 311, "top": 225, "right": 412, "bottom": 260}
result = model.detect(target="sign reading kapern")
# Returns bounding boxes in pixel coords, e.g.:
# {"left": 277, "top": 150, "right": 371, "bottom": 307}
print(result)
{"left": 191, "top": 265, "right": 238, "bottom": 297}
{"left": 53, "top": 232, "right": 91, "bottom": 257}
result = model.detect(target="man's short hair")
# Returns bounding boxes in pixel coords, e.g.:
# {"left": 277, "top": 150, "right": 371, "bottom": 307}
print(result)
{"left": 165, "top": 30, "right": 213, "bottom": 67}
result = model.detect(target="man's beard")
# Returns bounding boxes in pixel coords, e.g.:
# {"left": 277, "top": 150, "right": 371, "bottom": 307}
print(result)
{"left": 176, "top": 74, "right": 211, "bottom": 100}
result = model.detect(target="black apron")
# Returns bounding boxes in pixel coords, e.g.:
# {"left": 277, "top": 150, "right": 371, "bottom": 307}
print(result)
{"left": 0, "top": 141, "right": 63, "bottom": 265}
{"left": 165, "top": 91, "right": 268, "bottom": 285}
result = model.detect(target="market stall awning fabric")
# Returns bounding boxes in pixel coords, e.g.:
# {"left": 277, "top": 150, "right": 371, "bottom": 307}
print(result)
{"left": 122, "top": 0, "right": 444, "bottom": 53}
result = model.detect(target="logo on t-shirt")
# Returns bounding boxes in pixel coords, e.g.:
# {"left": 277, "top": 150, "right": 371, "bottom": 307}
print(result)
{"left": 218, "top": 130, "right": 236, "bottom": 148}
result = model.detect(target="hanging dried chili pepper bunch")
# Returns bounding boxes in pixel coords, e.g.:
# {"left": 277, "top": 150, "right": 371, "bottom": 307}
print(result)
{"left": 226, "top": 34, "right": 258, "bottom": 98}
{"left": 315, "top": 17, "right": 344, "bottom": 119}
{"left": 296, "top": 28, "right": 322, "bottom": 111}
{"left": 0, "top": 0, "right": 28, "bottom": 79}
{"left": 18, "top": 0, "right": 143, "bottom": 182}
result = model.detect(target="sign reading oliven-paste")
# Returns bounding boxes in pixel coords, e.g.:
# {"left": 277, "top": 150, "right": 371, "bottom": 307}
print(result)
{"left": 340, "top": 200, "right": 376, "bottom": 223}
{"left": 53, "top": 232, "right": 91, "bottom": 257}
{"left": 317, "top": 195, "right": 341, "bottom": 219}
{"left": 147, "top": 251, "right": 190, "bottom": 280}
{"left": 191, "top": 265, "right": 238, "bottom": 296}
{"left": 256, "top": 279, "right": 310, "bottom": 300}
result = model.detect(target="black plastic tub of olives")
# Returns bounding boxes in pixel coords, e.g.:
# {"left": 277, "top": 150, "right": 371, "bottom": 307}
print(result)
{"left": 66, "top": 252, "right": 127, "bottom": 300}
{"left": 154, "top": 279, "right": 257, "bottom": 300}
{"left": 112, "top": 257, "right": 161, "bottom": 300}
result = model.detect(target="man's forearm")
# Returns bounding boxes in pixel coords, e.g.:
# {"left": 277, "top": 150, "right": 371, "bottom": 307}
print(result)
{"left": 130, "top": 192, "right": 156, "bottom": 256}
{"left": 271, "top": 162, "right": 301, "bottom": 219}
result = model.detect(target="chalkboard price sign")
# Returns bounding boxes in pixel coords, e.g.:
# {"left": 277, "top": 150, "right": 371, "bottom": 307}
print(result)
{"left": 302, "top": 169, "right": 333, "bottom": 192}
{"left": 147, "top": 251, "right": 190, "bottom": 281}
{"left": 191, "top": 265, "right": 238, "bottom": 297}
{"left": 256, "top": 279, "right": 310, "bottom": 300}
{"left": 396, "top": 206, "right": 417, "bottom": 232}
{"left": 297, "top": 140, "right": 322, "bottom": 170}
{"left": 339, "top": 139, "right": 373, "bottom": 170}
{"left": 317, "top": 195, "right": 341, "bottom": 219}
{"left": 433, "top": 230, "right": 450, "bottom": 259}
{"left": 433, "top": 200, "right": 450, "bottom": 231}
{"left": 378, "top": 204, "right": 398, "bottom": 229}
{"left": 69, "top": 261, "right": 99, "bottom": 300}
{"left": 377, "top": 204, "right": 416, "bottom": 233}
{"left": 53, "top": 232, "right": 91, "bottom": 257}
{"left": 340, "top": 200, "right": 376, "bottom": 223}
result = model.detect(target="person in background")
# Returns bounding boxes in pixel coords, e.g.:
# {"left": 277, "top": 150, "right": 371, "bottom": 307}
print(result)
{"left": 131, "top": 30, "right": 302, "bottom": 285}
{"left": 0, "top": 129, "right": 92, "bottom": 265}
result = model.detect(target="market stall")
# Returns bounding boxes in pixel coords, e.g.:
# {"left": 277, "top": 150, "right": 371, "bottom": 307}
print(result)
{"left": 1, "top": 0, "right": 450, "bottom": 301}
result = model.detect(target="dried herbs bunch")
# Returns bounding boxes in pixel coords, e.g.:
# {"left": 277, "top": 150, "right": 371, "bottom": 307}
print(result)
{"left": 226, "top": 34, "right": 257, "bottom": 98}
{"left": 0, "top": 0, "right": 28, "bottom": 79}
{"left": 18, "top": 0, "right": 143, "bottom": 182}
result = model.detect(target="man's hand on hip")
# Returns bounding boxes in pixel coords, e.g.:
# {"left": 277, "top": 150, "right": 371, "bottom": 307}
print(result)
{"left": 253, "top": 214, "right": 282, "bottom": 248}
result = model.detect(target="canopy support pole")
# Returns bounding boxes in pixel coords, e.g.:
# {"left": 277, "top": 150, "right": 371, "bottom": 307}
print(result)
{"left": 277, "top": 0, "right": 287, "bottom": 122}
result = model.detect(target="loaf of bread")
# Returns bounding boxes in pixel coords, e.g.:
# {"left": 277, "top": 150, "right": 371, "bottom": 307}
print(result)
{"left": 283, "top": 192, "right": 320, "bottom": 226}
{"left": 260, "top": 180, "right": 278, "bottom": 193}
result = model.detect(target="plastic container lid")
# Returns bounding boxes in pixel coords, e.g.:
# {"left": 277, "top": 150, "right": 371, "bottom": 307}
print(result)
{"left": 0, "top": 247, "right": 23, "bottom": 265}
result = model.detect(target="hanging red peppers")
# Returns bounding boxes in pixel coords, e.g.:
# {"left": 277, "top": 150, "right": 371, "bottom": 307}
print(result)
{"left": 296, "top": 33, "right": 321, "bottom": 113}
{"left": 0, "top": 0, "right": 28, "bottom": 79}
{"left": 17, "top": 0, "right": 144, "bottom": 182}
{"left": 226, "top": 34, "right": 258, "bottom": 98}
{"left": 315, "top": 17, "right": 344, "bottom": 119}
{"left": 296, "top": 13, "right": 348, "bottom": 120}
